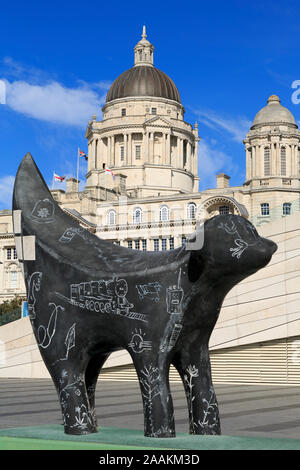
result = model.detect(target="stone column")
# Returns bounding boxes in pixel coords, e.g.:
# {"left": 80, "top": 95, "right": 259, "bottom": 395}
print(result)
{"left": 275, "top": 142, "right": 279, "bottom": 176}
{"left": 124, "top": 134, "right": 128, "bottom": 165}
{"left": 110, "top": 135, "right": 115, "bottom": 167}
{"left": 187, "top": 141, "right": 192, "bottom": 171}
{"left": 128, "top": 133, "right": 132, "bottom": 165}
{"left": 107, "top": 137, "right": 111, "bottom": 168}
{"left": 162, "top": 133, "right": 166, "bottom": 164}
{"left": 252, "top": 145, "right": 256, "bottom": 177}
{"left": 166, "top": 133, "right": 170, "bottom": 165}
{"left": 144, "top": 132, "right": 149, "bottom": 162}
{"left": 193, "top": 140, "right": 198, "bottom": 175}
{"left": 179, "top": 138, "right": 184, "bottom": 168}
{"left": 291, "top": 144, "right": 295, "bottom": 176}
{"left": 149, "top": 132, "right": 154, "bottom": 163}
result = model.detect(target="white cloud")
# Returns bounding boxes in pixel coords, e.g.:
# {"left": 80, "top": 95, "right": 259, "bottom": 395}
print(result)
{"left": 0, "top": 176, "right": 14, "bottom": 209}
{"left": 197, "top": 140, "right": 237, "bottom": 189}
{"left": 4, "top": 80, "right": 106, "bottom": 127}
{"left": 193, "top": 109, "right": 251, "bottom": 143}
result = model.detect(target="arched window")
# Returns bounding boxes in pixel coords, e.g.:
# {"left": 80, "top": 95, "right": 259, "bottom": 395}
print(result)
{"left": 219, "top": 205, "right": 230, "bottom": 215}
{"left": 133, "top": 207, "right": 142, "bottom": 224}
{"left": 159, "top": 205, "right": 169, "bottom": 222}
{"left": 261, "top": 203, "right": 270, "bottom": 216}
{"left": 264, "top": 147, "right": 271, "bottom": 176}
{"left": 283, "top": 202, "right": 291, "bottom": 216}
{"left": 281, "top": 147, "right": 286, "bottom": 176}
{"left": 187, "top": 202, "right": 196, "bottom": 219}
{"left": 107, "top": 210, "right": 116, "bottom": 225}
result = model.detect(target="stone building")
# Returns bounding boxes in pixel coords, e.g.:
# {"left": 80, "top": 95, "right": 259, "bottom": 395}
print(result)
{"left": 0, "top": 27, "right": 300, "bottom": 301}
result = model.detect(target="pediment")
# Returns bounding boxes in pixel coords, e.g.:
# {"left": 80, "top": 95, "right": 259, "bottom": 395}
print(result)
{"left": 143, "top": 115, "right": 172, "bottom": 128}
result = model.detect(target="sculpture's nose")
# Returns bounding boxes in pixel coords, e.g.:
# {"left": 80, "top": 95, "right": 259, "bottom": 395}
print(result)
{"left": 266, "top": 239, "right": 277, "bottom": 254}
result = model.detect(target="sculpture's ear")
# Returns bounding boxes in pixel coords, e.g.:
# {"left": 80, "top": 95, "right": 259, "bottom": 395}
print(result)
{"left": 188, "top": 250, "right": 205, "bottom": 282}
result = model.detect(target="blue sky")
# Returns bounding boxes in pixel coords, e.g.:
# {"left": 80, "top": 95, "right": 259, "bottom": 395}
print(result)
{"left": 0, "top": 0, "right": 300, "bottom": 209}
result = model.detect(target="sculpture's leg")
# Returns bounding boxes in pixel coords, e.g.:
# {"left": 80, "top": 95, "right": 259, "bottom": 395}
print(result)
{"left": 132, "top": 354, "right": 175, "bottom": 438}
{"left": 173, "top": 331, "right": 221, "bottom": 435}
{"left": 85, "top": 352, "right": 110, "bottom": 428}
{"left": 50, "top": 361, "right": 98, "bottom": 435}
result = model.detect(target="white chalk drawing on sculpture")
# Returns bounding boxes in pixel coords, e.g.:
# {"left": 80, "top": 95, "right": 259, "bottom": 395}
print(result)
{"left": 194, "top": 386, "right": 219, "bottom": 435}
{"left": 218, "top": 220, "right": 256, "bottom": 259}
{"left": 27, "top": 272, "right": 42, "bottom": 319}
{"left": 136, "top": 282, "right": 161, "bottom": 302}
{"left": 52, "top": 323, "right": 76, "bottom": 366}
{"left": 56, "top": 277, "right": 148, "bottom": 323}
{"left": 59, "top": 227, "right": 89, "bottom": 244}
{"left": 139, "top": 364, "right": 161, "bottom": 437}
{"left": 59, "top": 374, "right": 95, "bottom": 430}
{"left": 166, "top": 268, "right": 183, "bottom": 314}
{"left": 30, "top": 198, "right": 55, "bottom": 223}
{"left": 128, "top": 328, "right": 152, "bottom": 353}
{"left": 37, "top": 303, "right": 64, "bottom": 349}
{"left": 184, "top": 364, "right": 199, "bottom": 432}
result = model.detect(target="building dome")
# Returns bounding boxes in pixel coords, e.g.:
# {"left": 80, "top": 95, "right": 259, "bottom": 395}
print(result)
{"left": 106, "top": 65, "right": 181, "bottom": 103}
{"left": 252, "top": 95, "right": 296, "bottom": 128}
{"left": 105, "top": 26, "right": 181, "bottom": 104}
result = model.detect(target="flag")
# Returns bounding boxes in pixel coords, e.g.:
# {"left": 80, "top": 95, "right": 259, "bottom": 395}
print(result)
{"left": 79, "top": 149, "right": 88, "bottom": 161}
{"left": 105, "top": 167, "right": 116, "bottom": 180}
{"left": 54, "top": 173, "right": 65, "bottom": 182}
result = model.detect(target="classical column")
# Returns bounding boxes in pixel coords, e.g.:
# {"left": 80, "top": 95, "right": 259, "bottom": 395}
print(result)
{"left": 275, "top": 142, "right": 279, "bottom": 176}
{"left": 166, "top": 133, "right": 170, "bottom": 165}
{"left": 124, "top": 134, "right": 128, "bottom": 165}
{"left": 144, "top": 132, "right": 149, "bottom": 162}
{"left": 110, "top": 135, "right": 115, "bottom": 167}
{"left": 252, "top": 145, "right": 256, "bottom": 177}
{"left": 149, "top": 132, "right": 154, "bottom": 163}
{"left": 128, "top": 133, "right": 132, "bottom": 165}
{"left": 179, "top": 138, "right": 184, "bottom": 168}
{"left": 291, "top": 144, "right": 295, "bottom": 176}
{"left": 107, "top": 136, "right": 111, "bottom": 168}
{"left": 162, "top": 133, "right": 166, "bottom": 164}
{"left": 193, "top": 140, "right": 198, "bottom": 175}
{"left": 187, "top": 141, "right": 192, "bottom": 171}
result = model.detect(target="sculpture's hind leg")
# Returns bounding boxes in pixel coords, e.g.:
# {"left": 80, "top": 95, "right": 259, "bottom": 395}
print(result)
{"left": 173, "top": 329, "right": 221, "bottom": 435}
{"left": 132, "top": 353, "right": 175, "bottom": 438}
{"left": 48, "top": 359, "right": 98, "bottom": 435}
{"left": 85, "top": 352, "right": 110, "bottom": 428}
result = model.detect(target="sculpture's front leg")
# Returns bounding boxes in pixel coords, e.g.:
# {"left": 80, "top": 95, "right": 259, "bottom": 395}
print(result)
{"left": 173, "top": 332, "right": 221, "bottom": 435}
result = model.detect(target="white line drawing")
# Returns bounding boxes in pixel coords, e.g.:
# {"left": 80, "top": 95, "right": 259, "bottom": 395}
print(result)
{"left": 136, "top": 282, "right": 161, "bottom": 302}
{"left": 139, "top": 364, "right": 161, "bottom": 437}
{"left": 195, "top": 387, "right": 219, "bottom": 435}
{"left": 51, "top": 323, "right": 76, "bottom": 366}
{"left": 184, "top": 364, "right": 199, "bottom": 432}
{"left": 37, "top": 303, "right": 64, "bottom": 349}
{"left": 128, "top": 328, "right": 152, "bottom": 353}
{"left": 73, "top": 404, "right": 94, "bottom": 431}
{"left": 166, "top": 268, "right": 183, "bottom": 314}
{"left": 30, "top": 198, "right": 55, "bottom": 223}
{"left": 56, "top": 277, "right": 148, "bottom": 323}
{"left": 218, "top": 221, "right": 257, "bottom": 259}
{"left": 27, "top": 272, "right": 42, "bottom": 319}
{"left": 59, "top": 227, "right": 89, "bottom": 244}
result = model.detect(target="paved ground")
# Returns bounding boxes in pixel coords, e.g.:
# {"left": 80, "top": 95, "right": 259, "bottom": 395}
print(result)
{"left": 0, "top": 378, "right": 300, "bottom": 440}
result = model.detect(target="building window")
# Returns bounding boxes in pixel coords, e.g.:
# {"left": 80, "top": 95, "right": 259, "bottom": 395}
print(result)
{"left": 281, "top": 147, "right": 286, "bottom": 176}
{"left": 128, "top": 240, "right": 133, "bottom": 249}
{"left": 154, "top": 239, "right": 159, "bottom": 251}
{"left": 187, "top": 202, "right": 196, "bottom": 219}
{"left": 10, "top": 271, "right": 18, "bottom": 289}
{"left": 264, "top": 147, "right": 271, "bottom": 176}
{"left": 162, "top": 238, "right": 167, "bottom": 251}
{"left": 151, "top": 108, "right": 157, "bottom": 115}
{"left": 134, "top": 240, "right": 140, "bottom": 250}
{"left": 182, "top": 236, "right": 187, "bottom": 246}
{"left": 219, "top": 205, "right": 230, "bottom": 215}
{"left": 283, "top": 202, "right": 292, "bottom": 216}
{"left": 120, "top": 146, "right": 124, "bottom": 161}
{"left": 133, "top": 207, "right": 142, "bottom": 224}
{"left": 139, "top": 50, "right": 142, "bottom": 61}
{"left": 159, "top": 205, "right": 169, "bottom": 222}
{"left": 142, "top": 239, "right": 147, "bottom": 251}
{"left": 121, "top": 108, "right": 126, "bottom": 116}
{"left": 261, "top": 203, "right": 270, "bottom": 216}
{"left": 107, "top": 210, "right": 116, "bottom": 225}
{"left": 135, "top": 145, "right": 141, "bottom": 160}
{"left": 169, "top": 237, "right": 174, "bottom": 250}
{"left": 6, "top": 248, "right": 17, "bottom": 260}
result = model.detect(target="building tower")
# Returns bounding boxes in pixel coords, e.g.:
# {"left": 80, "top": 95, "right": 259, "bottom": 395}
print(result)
{"left": 244, "top": 95, "right": 300, "bottom": 189}
{"left": 85, "top": 27, "right": 200, "bottom": 198}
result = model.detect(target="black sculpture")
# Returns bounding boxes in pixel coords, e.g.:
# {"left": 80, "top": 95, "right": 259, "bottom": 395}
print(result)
{"left": 13, "top": 153, "right": 277, "bottom": 437}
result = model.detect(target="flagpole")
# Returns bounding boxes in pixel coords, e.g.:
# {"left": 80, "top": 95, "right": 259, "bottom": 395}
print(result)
{"left": 52, "top": 171, "right": 55, "bottom": 190}
{"left": 76, "top": 148, "right": 79, "bottom": 183}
